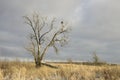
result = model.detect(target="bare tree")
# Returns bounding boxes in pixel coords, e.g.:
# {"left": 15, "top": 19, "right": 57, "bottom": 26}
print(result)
{"left": 24, "top": 13, "right": 70, "bottom": 67}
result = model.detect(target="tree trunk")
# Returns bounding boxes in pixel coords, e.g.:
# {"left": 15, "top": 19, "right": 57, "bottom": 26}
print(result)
{"left": 35, "top": 57, "right": 42, "bottom": 68}
{"left": 35, "top": 60, "right": 42, "bottom": 68}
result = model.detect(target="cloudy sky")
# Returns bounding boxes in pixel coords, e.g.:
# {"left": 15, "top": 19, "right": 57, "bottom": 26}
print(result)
{"left": 0, "top": 0, "right": 120, "bottom": 64}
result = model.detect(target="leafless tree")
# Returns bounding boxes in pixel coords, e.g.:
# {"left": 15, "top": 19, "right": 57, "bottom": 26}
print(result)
{"left": 24, "top": 13, "right": 70, "bottom": 67}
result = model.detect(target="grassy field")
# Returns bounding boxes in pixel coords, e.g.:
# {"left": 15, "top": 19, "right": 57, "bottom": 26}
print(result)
{"left": 0, "top": 60, "right": 120, "bottom": 80}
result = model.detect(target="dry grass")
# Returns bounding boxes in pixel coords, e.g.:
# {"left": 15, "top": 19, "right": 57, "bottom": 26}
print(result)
{"left": 0, "top": 60, "right": 120, "bottom": 80}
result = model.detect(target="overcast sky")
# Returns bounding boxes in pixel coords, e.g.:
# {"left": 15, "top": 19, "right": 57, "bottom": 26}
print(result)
{"left": 0, "top": 0, "right": 120, "bottom": 63}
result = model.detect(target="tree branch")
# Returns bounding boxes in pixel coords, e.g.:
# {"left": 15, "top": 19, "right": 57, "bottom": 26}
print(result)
{"left": 39, "top": 18, "right": 55, "bottom": 44}
{"left": 40, "top": 32, "right": 58, "bottom": 60}
{"left": 24, "top": 16, "right": 39, "bottom": 45}
{"left": 25, "top": 39, "right": 36, "bottom": 60}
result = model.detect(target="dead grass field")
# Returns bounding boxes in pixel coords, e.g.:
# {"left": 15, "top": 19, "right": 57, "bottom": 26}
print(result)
{"left": 0, "top": 60, "right": 120, "bottom": 80}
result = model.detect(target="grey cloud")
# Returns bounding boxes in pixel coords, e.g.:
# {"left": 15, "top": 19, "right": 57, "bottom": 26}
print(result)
{"left": 0, "top": 45, "right": 31, "bottom": 58}
{"left": 0, "top": 0, "right": 120, "bottom": 64}
{"left": 71, "top": 0, "right": 120, "bottom": 63}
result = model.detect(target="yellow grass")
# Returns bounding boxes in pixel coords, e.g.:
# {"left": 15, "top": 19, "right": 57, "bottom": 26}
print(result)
{"left": 0, "top": 61, "right": 120, "bottom": 80}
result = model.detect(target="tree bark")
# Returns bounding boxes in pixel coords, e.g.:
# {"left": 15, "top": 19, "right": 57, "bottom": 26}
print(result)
{"left": 35, "top": 57, "right": 42, "bottom": 68}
